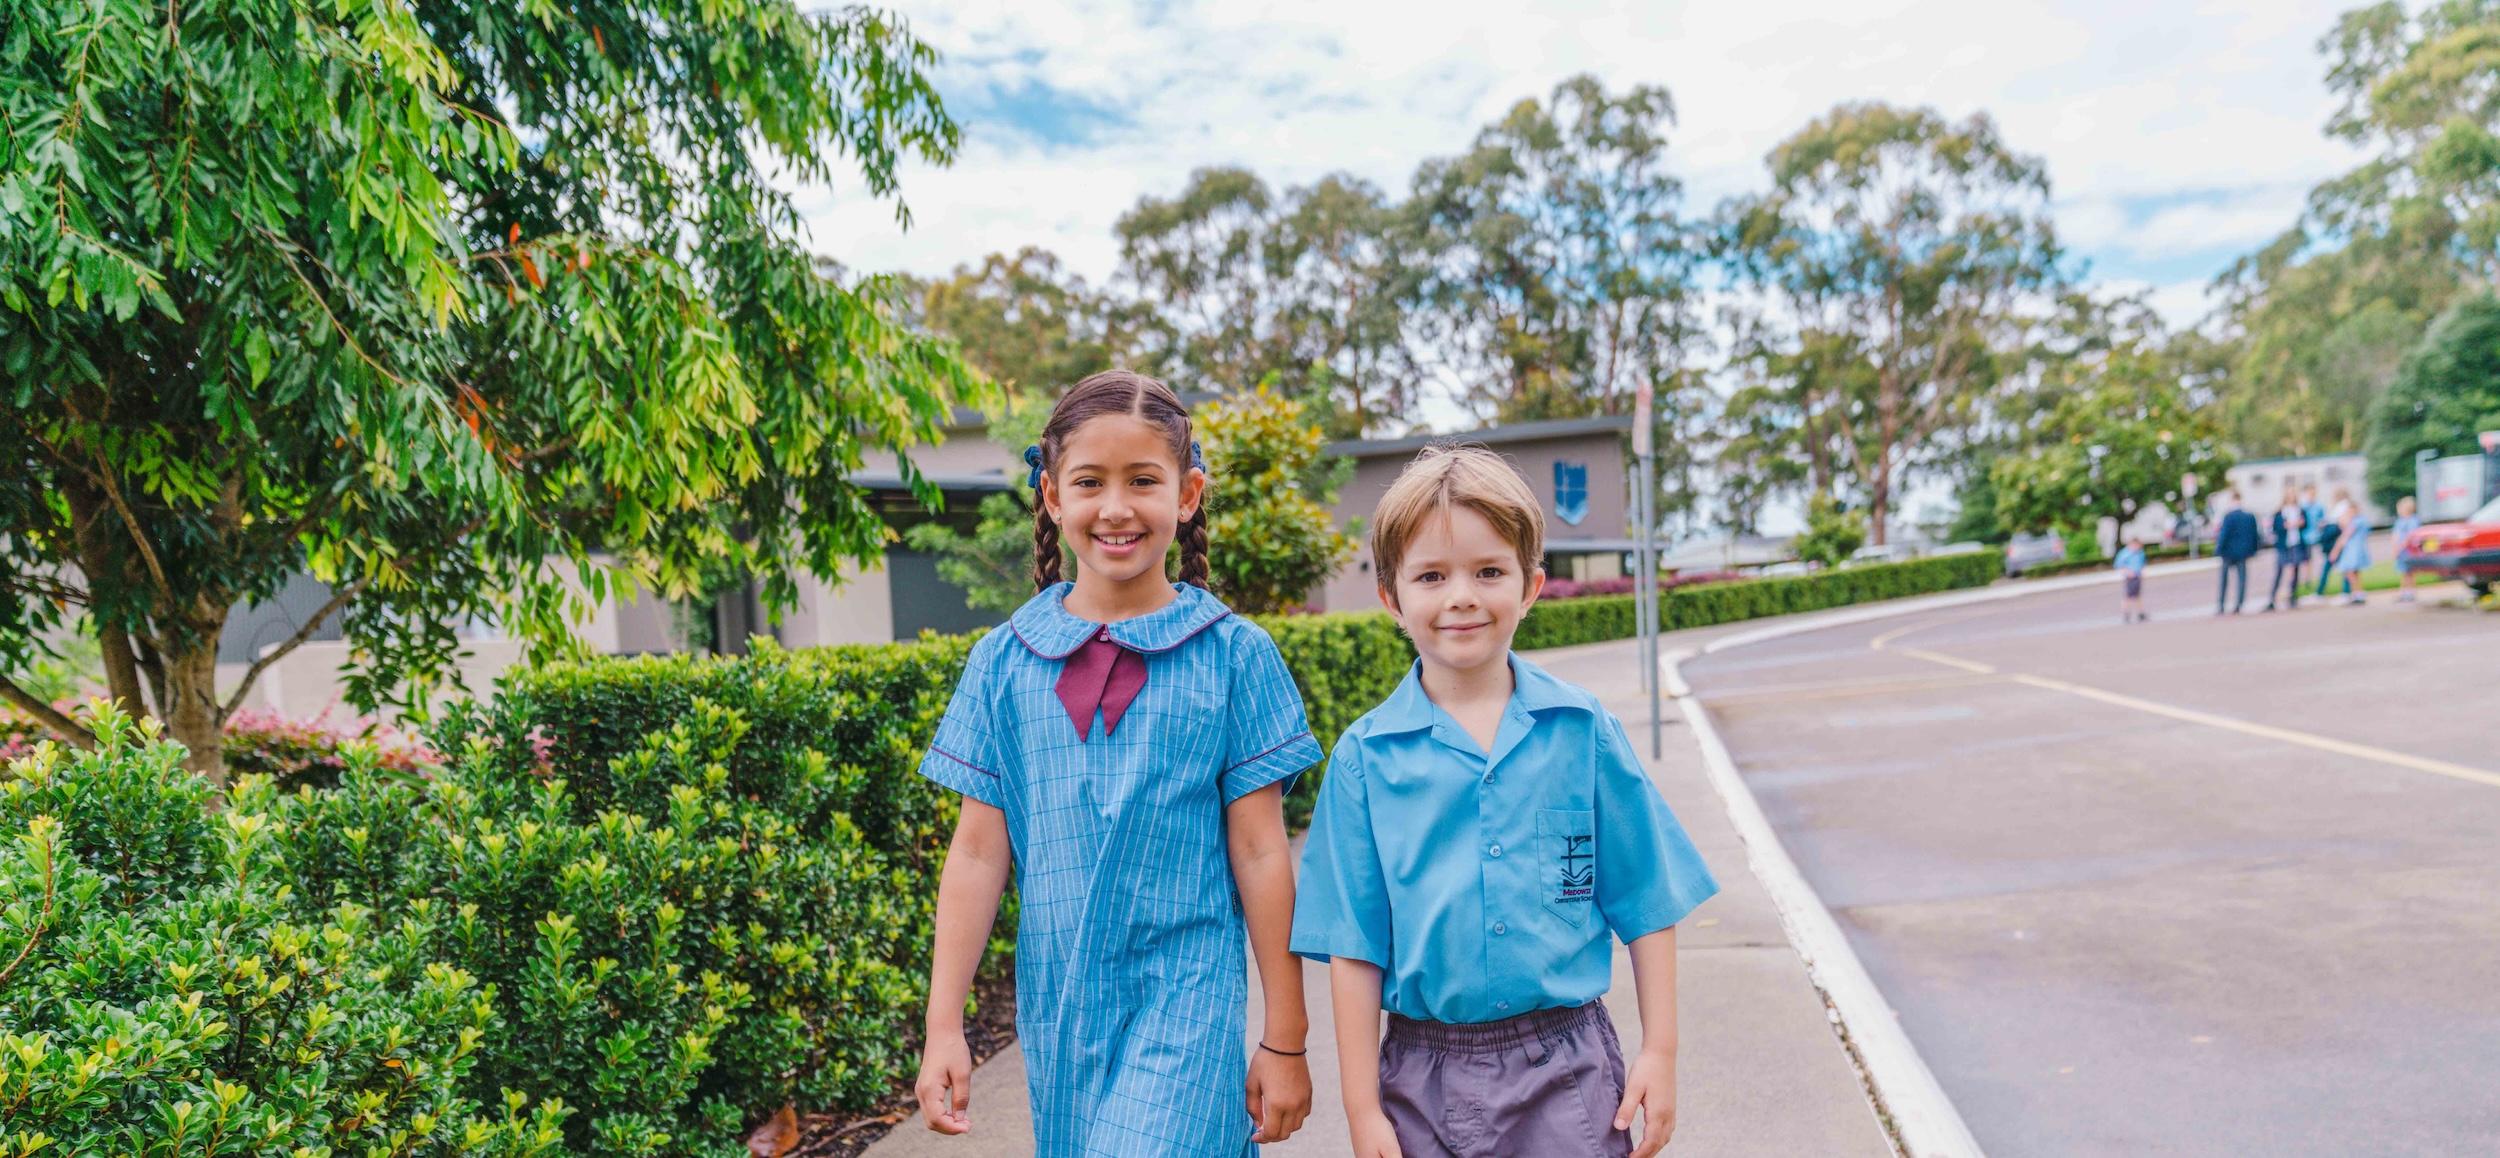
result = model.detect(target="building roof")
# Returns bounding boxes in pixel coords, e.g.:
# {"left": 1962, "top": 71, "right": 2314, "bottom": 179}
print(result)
{"left": 1324, "top": 415, "right": 1634, "bottom": 459}
{"left": 2228, "top": 452, "right": 2364, "bottom": 469}
{"left": 848, "top": 470, "right": 1016, "bottom": 494}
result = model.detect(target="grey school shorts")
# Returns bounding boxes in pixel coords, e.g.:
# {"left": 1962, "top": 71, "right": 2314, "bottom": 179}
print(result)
{"left": 1380, "top": 999, "right": 1634, "bottom": 1157}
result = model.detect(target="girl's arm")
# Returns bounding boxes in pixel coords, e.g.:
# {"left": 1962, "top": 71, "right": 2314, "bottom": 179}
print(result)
{"left": 1616, "top": 927, "right": 1682, "bottom": 1158}
{"left": 1331, "top": 958, "right": 1401, "bottom": 1157}
{"left": 1226, "top": 782, "right": 1311, "bottom": 1143}
{"left": 915, "top": 799, "right": 1013, "bottom": 1135}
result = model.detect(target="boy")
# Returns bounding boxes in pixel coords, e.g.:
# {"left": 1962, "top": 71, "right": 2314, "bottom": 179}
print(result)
{"left": 1290, "top": 445, "right": 1718, "bottom": 1158}
{"left": 2115, "top": 534, "right": 2148, "bottom": 623}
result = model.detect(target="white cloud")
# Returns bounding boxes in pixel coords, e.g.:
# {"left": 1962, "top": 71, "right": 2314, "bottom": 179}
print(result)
{"left": 799, "top": 0, "right": 2370, "bottom": 301}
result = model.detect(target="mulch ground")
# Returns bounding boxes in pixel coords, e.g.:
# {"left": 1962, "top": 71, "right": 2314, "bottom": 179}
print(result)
{"left": 787, "top": 971, "right": 1019, "bottom": 1157}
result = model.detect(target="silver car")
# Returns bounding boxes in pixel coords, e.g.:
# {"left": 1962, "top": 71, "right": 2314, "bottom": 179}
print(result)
{"left": 2003, "top": 531, "right": 2065, "bottom": 578}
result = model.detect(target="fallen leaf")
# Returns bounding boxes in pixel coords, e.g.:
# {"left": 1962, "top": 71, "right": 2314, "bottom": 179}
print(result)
{"left": 747, "top": 1105, "right": 799, "bottom": 1157}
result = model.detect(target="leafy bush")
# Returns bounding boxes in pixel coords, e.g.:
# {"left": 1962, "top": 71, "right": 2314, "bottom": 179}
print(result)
{"left": 1539, "top": 571, "right": 1741, "bottom": 601}
{"left": 0, "top": 705, "right": 567, "bottom": 1156}
{"left": 1792, "top": 494, "right": 1867, "bottom": 567}
{"left": 1254, "top": 611, "right": 1415, "bottom": 827}
{"left": 268, "top": 639, "right": 975, "bottom": 1154}
{"left": 1, "top": 705, "right": 434, "bottom": 790}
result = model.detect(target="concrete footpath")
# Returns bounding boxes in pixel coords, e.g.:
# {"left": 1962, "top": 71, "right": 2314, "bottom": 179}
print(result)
{"left": 869, "top": 632, "right": 1893, "bottom": 1157}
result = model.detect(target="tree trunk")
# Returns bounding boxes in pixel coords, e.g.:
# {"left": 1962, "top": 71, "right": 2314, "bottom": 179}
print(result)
{"left": 1868, "top": 472, "right": 1891, "bottom": 546}
{"left": 161, "top": 636, "right": 226, "bottom": 788}
{"left": 97, "top": 622, "right": 150, "bottom": 720}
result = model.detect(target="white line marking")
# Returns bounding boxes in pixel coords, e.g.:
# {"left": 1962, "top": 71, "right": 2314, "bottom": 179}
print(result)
{"left": 1666, "top": 652, "right": 1987, "bottom": 1158}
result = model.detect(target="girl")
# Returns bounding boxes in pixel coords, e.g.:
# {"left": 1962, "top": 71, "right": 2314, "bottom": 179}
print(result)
{"left": 2328, "top": 490, "right": 2371, "bottom": 605}
{"left": 913, "top": 371, "right": 1317, "bottom": 1156}
{"left": 2391, "top": 496, "right": 2422, "bottom": 603}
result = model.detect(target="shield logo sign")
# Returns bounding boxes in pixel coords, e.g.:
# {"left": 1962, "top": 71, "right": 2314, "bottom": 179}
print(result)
{"left": 1554, "top": 461, "right": 1589, "bottom": 526}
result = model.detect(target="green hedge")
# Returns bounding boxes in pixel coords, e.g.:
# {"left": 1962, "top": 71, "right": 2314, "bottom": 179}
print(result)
{"left": 1511, "top": 552, "right": 2000, "bottom": 650}
{"left": 2, "top": 707, "right": 570, "bottom": 1156}
{"left": 266, "top": 639, "right": 984, "bottom": 1154}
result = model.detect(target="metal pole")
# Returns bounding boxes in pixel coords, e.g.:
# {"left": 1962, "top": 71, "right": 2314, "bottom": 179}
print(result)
{"left": 1642, "top": 447, "right": 1660, "bottom": 758}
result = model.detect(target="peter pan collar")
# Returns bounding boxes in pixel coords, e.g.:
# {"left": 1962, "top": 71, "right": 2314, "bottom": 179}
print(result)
{"left": 1008, "top": 581, "right": 1233, "bottom": 659}
{"left": 1371, "top": 654, "right": 1588, "bottom": 736}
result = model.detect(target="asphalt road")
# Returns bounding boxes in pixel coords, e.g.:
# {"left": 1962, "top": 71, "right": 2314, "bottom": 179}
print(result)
{"left": 1683, "top": 569, "right": 2500, "bottom": 1157}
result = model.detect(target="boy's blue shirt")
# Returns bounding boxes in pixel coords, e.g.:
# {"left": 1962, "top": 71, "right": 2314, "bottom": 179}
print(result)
{"left": 2116, "top": 545, "right": 2147, "bottom": 574}
{"left": 1289, "top": 652, "right": 1718, "bottom": 1025}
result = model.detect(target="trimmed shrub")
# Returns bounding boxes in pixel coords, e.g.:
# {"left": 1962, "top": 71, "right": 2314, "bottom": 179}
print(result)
{"left": 0, "top": 706, "right": 567, "bottom": 1156}
{"left": 1512, "top": 553, "right": 1999, "bottom": 650}
{"left": 267, "top": 640, "right": 974, "bottom": 1154}
{"left": 0, "top": 706, "right": 434, "bottom": 789}
{"left": 1254, "top": 611, "right": 1415, "bottom": 827}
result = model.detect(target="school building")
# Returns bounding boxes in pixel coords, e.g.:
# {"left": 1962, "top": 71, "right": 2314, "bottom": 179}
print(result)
{"left": 217, "top": 406, "right": 1641, "bottom": 718}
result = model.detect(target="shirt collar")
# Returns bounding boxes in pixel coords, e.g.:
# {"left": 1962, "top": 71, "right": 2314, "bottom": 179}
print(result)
{"left": 1008, "top": 581, "right": 1233, "bottom": 659}
{"left": 1371, "top": 653, "right": 1587, "bottom": 736}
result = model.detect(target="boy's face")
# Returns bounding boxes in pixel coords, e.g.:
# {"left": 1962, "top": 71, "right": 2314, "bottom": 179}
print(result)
{"left": 1379, "top": 505, "right": 1544, "bottom": 676}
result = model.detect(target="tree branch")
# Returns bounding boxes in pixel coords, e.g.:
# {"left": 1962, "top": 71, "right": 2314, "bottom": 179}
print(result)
{"left": 0, "top": 673, "right": 96, "bottom": 749}
{"left": 220, "top": 576, "right": 367, "bottom": 719}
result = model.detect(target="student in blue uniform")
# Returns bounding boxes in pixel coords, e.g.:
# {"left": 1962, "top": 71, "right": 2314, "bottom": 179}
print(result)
{"left": 1292, "top": 445, "right": 1718, "bottom": 1158}
{"left": 914, "top": 371, "right": 1317, "bottom": 1155}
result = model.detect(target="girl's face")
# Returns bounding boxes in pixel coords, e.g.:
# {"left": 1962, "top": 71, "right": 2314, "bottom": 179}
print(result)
{"left": 1042, "top": 413, "right": 1204, "bottom": 590}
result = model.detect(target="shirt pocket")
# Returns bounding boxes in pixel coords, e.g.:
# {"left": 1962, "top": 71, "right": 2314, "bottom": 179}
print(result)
{"left": 1536, "top": 808, "right": 1596, "bottom": 927}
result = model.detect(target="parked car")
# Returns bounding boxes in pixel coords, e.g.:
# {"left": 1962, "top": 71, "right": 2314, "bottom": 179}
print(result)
{"left": 2404, "top": 494, "right": 2500, "bottom": 596}
{"left": 2003, "top": 531, "right": 2065, "bottom": 578}
{"left": 1931, "top": 541, "right": 1988, "bottom": 558}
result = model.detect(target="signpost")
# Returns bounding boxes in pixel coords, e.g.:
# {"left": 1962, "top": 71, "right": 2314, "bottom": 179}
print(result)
{"left": 1634, "top": 383, "right": 1659, "bottom": 757}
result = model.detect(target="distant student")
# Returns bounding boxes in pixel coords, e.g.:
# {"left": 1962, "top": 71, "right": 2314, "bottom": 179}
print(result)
{"left": 2214, "top": 491, "right": 2261, "bottom": 615}
{"left": 2309, "top": 483, "right": 2344, "bottom": 598}
{"left": 2264, "top": 493, "right": 2307, "bottom": 612}
{"left": 915, "top": 371, "right": 1315, "bottom": 1154}
{"left": 2391, "top": 496, "right": 2424, "bottom": 603}
{"left": 2115, "top": 535, "right": 2149, "bottom": 623}
{"left": 1293, "top": 445, "right": 1718, "bottom": 1158}
{"left": 2326, "top": 489, "right": 2371, "bottom": 606}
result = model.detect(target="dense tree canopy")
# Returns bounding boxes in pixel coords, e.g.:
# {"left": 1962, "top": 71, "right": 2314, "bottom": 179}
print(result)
{"left": 2364, "top": 291, "right": 2500, "bottom": 506}
{"left": 1, "top": 0, "right": 985, "bottom": 780}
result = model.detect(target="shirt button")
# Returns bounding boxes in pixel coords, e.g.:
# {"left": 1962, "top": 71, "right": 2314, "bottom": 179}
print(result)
{"left": 1493, "top": 922, "right": 1507, "bottom": 936}
{"left": 1496, "top": 1001, "right": 1511, "bottom": 1011}
{"left": 1488, "top": 843, "right": 1503, "bottom": 858}
{"left": 1483, "top": 772, "right": 1495, "bottom": 783}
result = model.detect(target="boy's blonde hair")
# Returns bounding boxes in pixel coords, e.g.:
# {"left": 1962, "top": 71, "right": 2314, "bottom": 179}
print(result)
{"left": 1370, "top": 444, "right": 1544, "bottom": 602}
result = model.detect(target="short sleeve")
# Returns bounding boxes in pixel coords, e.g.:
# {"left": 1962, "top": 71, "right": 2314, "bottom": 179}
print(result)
{"left": 1218, "top": 625, "right": 1323, "bottom": 803}
{"left": 1594, "top": 711, "right": 1717, "bottom": 942}
{"left": 916, "top": 639, "right": 1007, "bottom": 809}
{"left": 1289, "top": 735, "right": 1392, "bottom": 967}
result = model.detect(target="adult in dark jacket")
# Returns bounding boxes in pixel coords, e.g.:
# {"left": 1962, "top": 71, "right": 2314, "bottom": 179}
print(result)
{"left": 2214, "top": 495, "right": 2261, "bottom": 614}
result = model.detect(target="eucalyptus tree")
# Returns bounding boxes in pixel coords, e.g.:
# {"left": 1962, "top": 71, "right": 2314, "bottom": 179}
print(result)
{"left": 1720, "top": 102, "right": 2065, "bottom": 544}
{"left": 1, "top": 0, "right": 984, "bottom": 781}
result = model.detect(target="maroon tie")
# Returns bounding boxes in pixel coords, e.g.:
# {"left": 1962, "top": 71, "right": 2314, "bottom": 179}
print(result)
{"left": 1055, "top": 631, "right": 1147, "bottom": 741}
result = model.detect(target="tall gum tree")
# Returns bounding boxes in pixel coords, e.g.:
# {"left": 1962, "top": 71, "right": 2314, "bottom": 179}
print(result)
{"left": 1720, "top": 102, "right": 2064, "bottom": 544}
{"left": 0, "top": 1, "right": 987, "bottom": 783}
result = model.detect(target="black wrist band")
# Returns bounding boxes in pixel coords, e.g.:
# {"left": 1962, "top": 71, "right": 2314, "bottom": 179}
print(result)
{"left": 1258, "top": 1041, "right": 1307, "bottom": 1057}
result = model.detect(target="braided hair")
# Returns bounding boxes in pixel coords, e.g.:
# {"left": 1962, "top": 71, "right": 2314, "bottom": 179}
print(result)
{"left": 1028, "top": 370, "right": 1211, "bottom": 592}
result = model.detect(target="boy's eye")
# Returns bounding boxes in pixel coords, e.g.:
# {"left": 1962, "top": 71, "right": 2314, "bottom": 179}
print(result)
{"left": 1413, "top": 570, "right": 1442, "bottom": 584}
{"left": 1478, "top": 567, "right": 1506, "bottom": 579}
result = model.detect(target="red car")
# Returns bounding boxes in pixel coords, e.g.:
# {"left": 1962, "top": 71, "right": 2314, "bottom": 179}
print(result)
{"left": 2404, "top": 494, "right": 2500, "bottom": 596}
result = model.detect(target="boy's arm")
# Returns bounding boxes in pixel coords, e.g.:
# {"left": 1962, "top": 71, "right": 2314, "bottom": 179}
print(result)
{"left": 916, "top": 799, "right": 1013, "bottom": 1135}
{"left": 1227, "top": 782, "right": 1312, "bottom": 1142}
{"left": 1330, "top": 958, "right": 1403, "bottom": 1156}
{"left": 1617, "top": 927, "right": 1681, "bottom": 1158}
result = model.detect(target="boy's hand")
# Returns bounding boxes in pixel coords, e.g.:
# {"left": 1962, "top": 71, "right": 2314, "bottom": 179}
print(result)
{"left": 1246, "top": 1047, "right": 1312, "bottom": 1142}
{"left": 1348, "top": 1107, "right": 1404, "bottom": 1157}
{"left": 915, "top": 1032, "right": 974, "bottom": 1135}
{"left": 1615, "top": 1047, "right": 1679, "bottom": 1157}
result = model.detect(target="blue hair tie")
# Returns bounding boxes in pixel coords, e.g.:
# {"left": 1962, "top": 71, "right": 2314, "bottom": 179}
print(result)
{"left": 1190, "top": 440, "right": 1205, "bottom": 473}
{"left": 1023, "top": 444, "right": 1044, "bottom": 489}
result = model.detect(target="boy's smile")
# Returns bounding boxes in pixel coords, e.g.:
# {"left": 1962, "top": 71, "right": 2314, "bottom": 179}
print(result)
{"left": 1381, "top": 505, "right": 1544, "bottom": 674}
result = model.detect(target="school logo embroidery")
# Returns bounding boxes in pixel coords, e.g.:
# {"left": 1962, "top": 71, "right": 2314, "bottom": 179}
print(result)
{"left": 1553, "top": 834, "right": 1594, "bottom": 906}
{"left": 1553, "top": 461, "right": 1589, "bottom": 526}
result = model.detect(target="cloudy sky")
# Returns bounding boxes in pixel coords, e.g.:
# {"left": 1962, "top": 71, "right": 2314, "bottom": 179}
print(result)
{"left": 796, "top": 0, "right": 2371, "bottom": 328}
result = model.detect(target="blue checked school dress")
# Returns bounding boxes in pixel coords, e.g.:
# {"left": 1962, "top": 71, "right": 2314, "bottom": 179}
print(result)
{"left": 919, "top": 581, "right": 1321, "bottom": 1157}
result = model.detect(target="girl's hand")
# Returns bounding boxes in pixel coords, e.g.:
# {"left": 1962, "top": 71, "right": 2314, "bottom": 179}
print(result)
{"left": 915, "top": 1032, "right": 974, "bottom": 1135}
{"left": 1615, "top": 1048, "right": 1679, "bottom": 1157}
{"left": 1348, "top": 1107, "right": 1404, "bottom": 1157}
{"left": 1245, "top": 1047, "right": 1312, "bottom": 1143}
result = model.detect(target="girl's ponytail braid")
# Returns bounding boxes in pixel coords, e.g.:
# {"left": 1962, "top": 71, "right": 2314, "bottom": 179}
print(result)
{"left": 1177, "top": 507, "right": 1211, "bottom": 591}
{"left": 1032, "top": 500, "right": 1064, "bottom": 591}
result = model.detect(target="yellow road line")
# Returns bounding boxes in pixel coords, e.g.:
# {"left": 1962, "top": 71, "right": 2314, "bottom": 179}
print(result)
{"left": 1881, "top": 646, "right": 2500, "bottom": 791}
